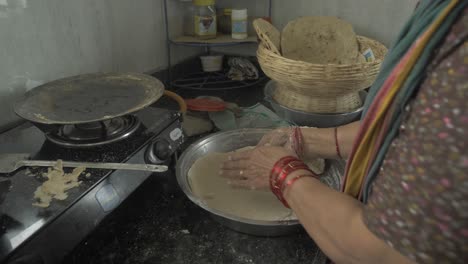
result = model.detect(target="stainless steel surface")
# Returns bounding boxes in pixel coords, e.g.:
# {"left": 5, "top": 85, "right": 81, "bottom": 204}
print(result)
{"left": 14, "top": 72, "right": 165, "bottom": 125}
{"left": 264, "top": 80, "right": 366, "bottom": 128}
{"left": 45, "top": 116, "right": 141, "bottom": 148}
{"left": 176, "top": 129, "right": 344, "bottom": 236}
{"left": 0, "top": 153, "right": 168, "bottom": 174}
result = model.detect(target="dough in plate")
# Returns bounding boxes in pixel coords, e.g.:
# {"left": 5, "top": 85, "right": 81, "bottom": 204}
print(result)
{"left": 188, "top": 151, "right": 296, "bottom": 221}
{"left": 187, "top": 147, "right": 325, "bottom": 221}
{"left": 281, "top": 16, "right": 362, "bottom": 64}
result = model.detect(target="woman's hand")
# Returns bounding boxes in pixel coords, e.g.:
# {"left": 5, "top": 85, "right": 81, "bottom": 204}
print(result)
{"left": 257, "top": 127, "right": 304, "bottom": 158}
{"left": 220, "top": 146, "right": 296, "bottom": 190}
{"left": 257, "top": 127, "right": 294, "bottom": 149}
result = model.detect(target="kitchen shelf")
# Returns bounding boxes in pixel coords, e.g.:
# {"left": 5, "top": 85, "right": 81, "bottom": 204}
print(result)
{"left": 172, "top": 71, "right": 266, "bottom": 90}
{"left": 163, "top": 0, "right": 272, "bottom": 90}
{"left": 170, "top": 35, "right": 258, "bottom": 47}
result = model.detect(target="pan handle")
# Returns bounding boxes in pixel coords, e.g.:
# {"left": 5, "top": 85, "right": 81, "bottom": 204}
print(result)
{"left": 164, "top": 90, "right": 187, "bottom": 114}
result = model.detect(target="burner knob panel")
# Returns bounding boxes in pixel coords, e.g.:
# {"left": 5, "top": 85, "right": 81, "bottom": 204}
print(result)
{"left": 146, "top": 139, "right": 172, "bottom": 164}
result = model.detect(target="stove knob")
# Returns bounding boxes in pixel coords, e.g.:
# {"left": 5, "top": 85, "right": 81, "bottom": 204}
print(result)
{"left": 153, "top": 139, "right": 171, "bottom": 160}
{"left": 146, "top": 139, "right": 171, "bottom": 164}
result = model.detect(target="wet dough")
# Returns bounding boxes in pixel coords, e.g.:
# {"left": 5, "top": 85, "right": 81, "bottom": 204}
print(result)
{"left": 188, "top": 151, "right": 296, "bottom": 221}
{"left": 33, "top": 160, "right": 85, "bottom": 208}
{"left": 188, "top": 147, "right": 325, "bottom": 221}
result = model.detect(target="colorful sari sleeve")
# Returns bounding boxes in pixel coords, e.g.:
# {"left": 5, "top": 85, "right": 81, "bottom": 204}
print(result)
{"left": 362, "top": 10, "right": 468, "bottom": 263}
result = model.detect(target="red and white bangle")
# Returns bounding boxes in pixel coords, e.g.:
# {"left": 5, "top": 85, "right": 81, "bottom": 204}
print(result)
{"left": 270, "top": 157, "right": 317, "bottom": 208}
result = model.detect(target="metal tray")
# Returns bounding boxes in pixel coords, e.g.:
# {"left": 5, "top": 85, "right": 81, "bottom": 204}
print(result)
{"left": 176, "top": 129, "right": 344, "bottom": 236}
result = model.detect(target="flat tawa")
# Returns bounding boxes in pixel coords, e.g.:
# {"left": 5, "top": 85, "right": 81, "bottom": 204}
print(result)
{"left": 14, "top": 72, "right": 165, "bottom": 125}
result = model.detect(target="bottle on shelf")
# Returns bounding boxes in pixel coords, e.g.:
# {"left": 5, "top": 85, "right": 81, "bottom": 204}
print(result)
{"left": 231, "top": 9, "right": 248, "bottom": 40}
{"left": 218, "top": 8, "right": 232, "bottom": 34}
{"left": 193, "top": 0, "right": 217, "bottom": 40}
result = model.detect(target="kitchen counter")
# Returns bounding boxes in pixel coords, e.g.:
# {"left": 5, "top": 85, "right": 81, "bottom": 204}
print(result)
{"left": 63, "top": 84, "right": 328, "bottom": 264}
{"left": 64, "top": 166, "right": 326, "bottom": 264}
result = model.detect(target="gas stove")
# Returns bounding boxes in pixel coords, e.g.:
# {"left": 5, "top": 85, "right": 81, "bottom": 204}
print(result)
{"left": 0, "top": 107, "right": 183, "bottom": 264}
{"left": 45, "top": 115, "right": 142, "bottom": 148}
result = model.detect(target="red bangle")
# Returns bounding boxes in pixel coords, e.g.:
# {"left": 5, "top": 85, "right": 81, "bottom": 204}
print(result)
{"left": 292, "top": 127, "right": 304, "bottom": 158}
{"left": 334, "top": 127, "right": 343, "bottom": 159}
{"left": 272, "top": 161, "right": 309, "bottom": 192}
{"left": 270, "top": 157, "right": 313, "bottom": 208}
{"left": 274, "top": 166, "right": 311, "bottom": 208}
{"left": 270, "top": 156, "right": 297, "bottom": 180}
{"left": 270, "top": 156, "right": 298, "bottom": 193}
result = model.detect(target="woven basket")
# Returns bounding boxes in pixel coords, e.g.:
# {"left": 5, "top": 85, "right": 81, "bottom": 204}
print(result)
{"left": 257, "top": 36, "right": 387, "bottom": 97}
{"left": 253, "top": 18, "right": 387, "bottom": 113}
{"left": 273, "top": 84, "right": 362, "bottom": 113}
{"left": 252, "top": 18, "right": 281, "bottom": 55}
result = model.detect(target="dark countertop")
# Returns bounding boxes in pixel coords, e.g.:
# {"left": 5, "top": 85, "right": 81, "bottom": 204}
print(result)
{"left": 63, "top": 84, "right": 328, "bottom": 264}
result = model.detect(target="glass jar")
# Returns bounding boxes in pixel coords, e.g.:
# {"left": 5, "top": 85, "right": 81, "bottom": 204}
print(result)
{"left": 231, "top": 9, "right": 248, "bottom": 39}
{"left": 193, "top": 0, "right": 217, "bottom": 40}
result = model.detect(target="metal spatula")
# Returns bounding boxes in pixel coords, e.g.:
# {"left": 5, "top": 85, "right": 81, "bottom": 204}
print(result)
{"left": 0, "top": 153, "right": 168, "bottom": 174}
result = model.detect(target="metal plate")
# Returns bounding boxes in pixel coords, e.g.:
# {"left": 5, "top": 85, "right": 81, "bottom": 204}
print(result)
{"left": 176, "top": 129, "right": 344, "bottom": 236}
{"left": 14, "top": 72, "right": 165, "bottom": 125}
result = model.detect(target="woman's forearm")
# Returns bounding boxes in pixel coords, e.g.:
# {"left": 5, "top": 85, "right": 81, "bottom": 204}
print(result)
{"left": 302, "top": 121, "right": 360, "bottom": 159}
{"left": 283, "top": 171, "right": 413, "bottom": 264}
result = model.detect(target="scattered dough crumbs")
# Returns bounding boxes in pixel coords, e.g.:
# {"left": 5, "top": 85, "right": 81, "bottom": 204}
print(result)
{"left": 33, "top": 160, "right": 85, "bottom": 208}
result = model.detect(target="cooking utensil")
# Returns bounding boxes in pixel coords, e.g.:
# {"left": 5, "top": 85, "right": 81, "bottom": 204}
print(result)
{"left": 14, "top": 72, "right": 165, "bottom": 125}
{"left": 176, "top": 129, "right": 344, "bottom": 236}
{"left": 264, "top": 80, "right": 366, "bottom": 128}
{"left": 0, "top": 153, "right": 168, "bottom": 174}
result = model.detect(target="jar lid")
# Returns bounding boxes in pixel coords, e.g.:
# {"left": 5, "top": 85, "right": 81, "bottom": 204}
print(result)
{"left": 193, "top": 0, "right": 215, "bottom": 6}
{"left": 231, "top": 9, "right": 247, "bottom": 17}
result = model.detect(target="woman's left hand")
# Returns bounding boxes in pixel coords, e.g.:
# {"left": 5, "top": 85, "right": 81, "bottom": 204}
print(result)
{"left": 220, "top": 146, "right": 296, "bottom": 190}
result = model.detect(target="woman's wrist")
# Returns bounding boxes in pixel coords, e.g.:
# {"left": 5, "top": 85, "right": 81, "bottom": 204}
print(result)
{"left": 270, "top": 157, "right": 318, "bottom": 208}
{"left": 282, "top": 169, "right": 318, "bottom": 198}
{"left": 302, "top": 127, "right": 337, "bottom": 159}
{"left": 301, "top": 122, "right": 361, "bottom": 160}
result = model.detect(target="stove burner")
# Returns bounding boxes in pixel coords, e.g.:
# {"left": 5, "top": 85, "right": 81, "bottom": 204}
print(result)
{"left": 46, "top": 116, "right": 141, "bottom": 148}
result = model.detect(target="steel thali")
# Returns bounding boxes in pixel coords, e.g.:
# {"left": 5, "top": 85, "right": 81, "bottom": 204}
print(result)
{"left": 176, "top": 129, "right": 345, "bottom": 236}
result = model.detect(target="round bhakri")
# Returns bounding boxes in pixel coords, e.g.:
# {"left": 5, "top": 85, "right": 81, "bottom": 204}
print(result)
{"left": 281, "top": 16, "right": 364, "bottom": 64}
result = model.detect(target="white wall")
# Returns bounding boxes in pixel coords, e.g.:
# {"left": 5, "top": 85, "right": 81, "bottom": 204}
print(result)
{"left": 0, "top": 0, "right": 198, "bottom": 132}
